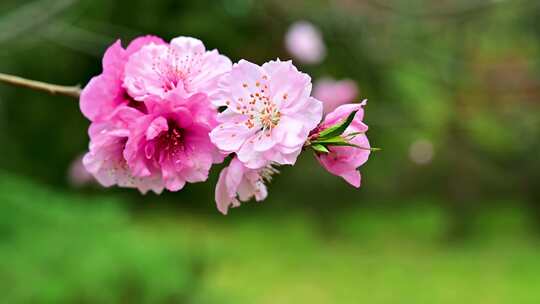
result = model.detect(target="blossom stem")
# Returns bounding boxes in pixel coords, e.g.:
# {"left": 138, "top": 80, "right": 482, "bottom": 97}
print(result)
{"left": 0, "top": 72, "right": 81, "bottom": 98}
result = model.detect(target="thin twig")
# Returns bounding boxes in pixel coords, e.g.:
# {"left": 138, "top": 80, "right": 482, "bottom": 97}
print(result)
{"left": 0, "top": 72, "right": 80, "bottom": 98}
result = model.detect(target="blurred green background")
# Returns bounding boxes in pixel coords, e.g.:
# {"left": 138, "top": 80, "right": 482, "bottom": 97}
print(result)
{"left": 1, "top": 0, "right": 540, "bottom": 303}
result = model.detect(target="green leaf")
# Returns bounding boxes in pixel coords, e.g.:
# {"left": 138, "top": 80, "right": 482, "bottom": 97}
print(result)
{"left": 325, "top": 142, "right": 361, "bottom": 148}
{"left": 317, "top": 110, "right": 358, "bottom": 140}
{"left": 311, "top": 144, "right": 330, "bottom": 153}
{"left": 311, "top": 135, "right": 348, "bottom": 145}
{"left": 324, "top": 143, "right": 381, "bottom": 151}
{"left": 312, "top": 137, "right": 382, "bottom": 151}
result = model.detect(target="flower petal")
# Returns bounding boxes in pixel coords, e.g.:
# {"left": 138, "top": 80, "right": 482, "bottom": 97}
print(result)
{"left": 124, "top": 43, "right": 177, "bottom": 101}
{"left": 210, "top": 122, "right": 254, "bottom": 152}
{"left": 215, "top": 166, "right": 233, "bottom": 215}
{"left": 145, "top": 116, "right": 168, "bottom": 140}
{"left": 272, "top": 116, "right": 305, "bottom": 148}
{"left": 341, "top": 170, "right": 361, "bottom": 188}
{"left": 253, "top": 131, "right": 277, "bottom": 152}
{"left": 263, "top": 60, "right": 312, "bottom": 108}
{"left": 170, "top": 36, "right": 206, "bottom": 54}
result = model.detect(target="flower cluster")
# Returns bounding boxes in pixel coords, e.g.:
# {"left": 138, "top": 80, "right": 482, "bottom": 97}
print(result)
{"left": 80, "top": 35, "right": 373, "bottom": 214}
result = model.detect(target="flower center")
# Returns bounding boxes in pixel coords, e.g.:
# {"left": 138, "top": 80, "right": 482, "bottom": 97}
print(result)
{"left": 258, "top": 102, "right": 281, "bottom": 131}
{"left": 237, "top": 77, "right": 287, "bottom": 135}
{"left": 155, "top": 120, "right": 185, "bottom": 161}
{"left": 152, "top": 47, "right": 203, "bottom": 92}
{"left": 124, "top": 91, "right": 147, "bottom": 113}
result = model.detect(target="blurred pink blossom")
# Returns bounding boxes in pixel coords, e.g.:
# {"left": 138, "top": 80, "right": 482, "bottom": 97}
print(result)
{"left": 68, "top": 154, "right": 95, "bottom": 187}
{"left": 313, "top": 78, "right": 359, "bottom": 114}
{"left": 315, "top": 101, "right": 370, "bottom": 187}
{"left": 210, "top": 59, "right": 323, "bottom": 169}
{"left": 215, "top": 157, "right": 273, "bottom": 215}
{"left": 285, "top": 21, "right": 326, "bottom": 64}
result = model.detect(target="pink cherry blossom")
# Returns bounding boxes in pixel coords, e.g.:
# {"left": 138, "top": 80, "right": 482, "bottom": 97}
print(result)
{"left": 83, "top": 106, "right": 165, "bottom": 194}
{"left": 313, "top": 78, "right": 359, "bottom": 114}
{"left": 210, "top": 59, "right": 323, "bottom": 169}
{"left": 215, "top": 157, "right": 273, "bottom": 215}
{"left": 123, "top": 92, "right": 222, "bottom": 192}
{"left": 123, "top": 37, "right": 232, "bottom": 102}
{"left": 78, "top": 33, "right": 375, "bottom": 211}
{"left": 80, "top": 36, "right": 165, "bottom": 122}
{"left": 315, "top": 101, "right": 370, "bottom": 188}
{"left": 285, "top": 21, "right": 326, "bottom": 64}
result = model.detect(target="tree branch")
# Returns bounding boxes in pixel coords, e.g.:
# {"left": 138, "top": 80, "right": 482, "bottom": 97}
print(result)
{"left": 0, "top": 72, "right": 81, "bottom": 98}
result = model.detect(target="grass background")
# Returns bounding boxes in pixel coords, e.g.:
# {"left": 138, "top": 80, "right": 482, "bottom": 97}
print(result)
{"left": 3, "top": 172, "right": 539, "bottom": 303}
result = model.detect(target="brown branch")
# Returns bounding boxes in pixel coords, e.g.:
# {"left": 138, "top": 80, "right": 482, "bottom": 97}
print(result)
{"left": 0, "top": 72, "right": 81, "bottom": 98}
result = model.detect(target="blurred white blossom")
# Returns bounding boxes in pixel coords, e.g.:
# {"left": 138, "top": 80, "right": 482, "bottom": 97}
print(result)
{"left": 409, "top": 139, "right": 434, "bottom": 165}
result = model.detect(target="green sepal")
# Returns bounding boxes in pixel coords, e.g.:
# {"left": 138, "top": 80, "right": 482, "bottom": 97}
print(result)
{"left": 324, "top": 142, "right": 361, "bottom": 148}
{"left": 311, "top": 144, "right": 330, "bottom": 154}
{"left": 322, "top": 141, "right": 381, "bottom": 151}
{"left": 317, "top": 110, "right": 358, "bottom": 140}
{"left": 311, "top": 135, "right": 349, "bottom": 146}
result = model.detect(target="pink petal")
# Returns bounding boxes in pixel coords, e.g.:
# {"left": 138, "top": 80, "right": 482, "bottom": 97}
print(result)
{"left": 237, "top": 178, "right": 257, "bottom": 201}
{"left": 210, "top": 122, "right": 253, "bottom": 152}
{"left": 341, "top": 170, "right": 361, "bottom": 188}
{"left": 323, "top": 100, "right": 367, "bottom": 127}
{"left": 273, "top": 116, "right": 305, "bottom": 148}
{"left": 80, "top": 74, "right": 118, "bottom": 121}
{"left": 264, "top": 148, "right": 302, "bottom": 166}
{"left": 145, "top": 116, "right": 168, "bottom": 140}
{"left": 125, "top": 35, "right": 166, "bottom": 56}
{"left": 192, "top": 50, "right": 232, "bottom": 93}
{"left": 222, "top": 60, "right": 267, "bottom": 112}
{"left": 262, "top": 60, "right": 312, "bottom": 109}
{"left": 102, "top": 40, "right": 127, "bottom": 73}
{"left": 253, "top": 131, "right": 277, "bottom": 152}
{"left": 170, "top": 36, "right": 206, "bottom": 54}
{"left": 282, "top": 97, "right": 323, "bottom": 132}
{"left": 123, "top": 43, "right": 174, "bottom": 101}
{"left": 254, "top": 181, "right": 268, "bottom": 201}
{"left": 237, "top": 139, "right": 268, "bottom": 169}
{"left": 215, "top": 166, "right": 233, "bottom": 215}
